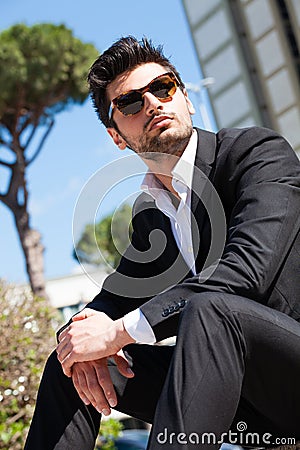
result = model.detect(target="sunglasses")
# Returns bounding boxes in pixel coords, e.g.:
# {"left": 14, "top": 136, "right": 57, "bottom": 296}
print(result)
{"left": 108, "top": 72, "right": 179, "bottom": 120}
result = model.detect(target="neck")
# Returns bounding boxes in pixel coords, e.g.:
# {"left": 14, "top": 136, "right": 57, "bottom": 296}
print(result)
{"left": 141, "top": 130, "right": 194, "bottom": 199}
{"left": 156, "top": 173, "right": 180, "bottom": 199}
{"left": 143, "top": 158, "right": 179, "bottom": 199}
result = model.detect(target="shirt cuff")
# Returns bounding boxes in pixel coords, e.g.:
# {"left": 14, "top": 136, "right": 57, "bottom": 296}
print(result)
{"left": 123, "top": 308, "right": 156, "bottom": 344}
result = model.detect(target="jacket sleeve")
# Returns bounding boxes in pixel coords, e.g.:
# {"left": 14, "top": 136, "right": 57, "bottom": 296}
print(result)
{"left": 140, "top": 127, "right": 300, "bottom": 341}
{"left": 56, "top": 206, "right": 155, "bottom": 338}
{"left": 85, "top": 194, "right": 186, "bottom": 319}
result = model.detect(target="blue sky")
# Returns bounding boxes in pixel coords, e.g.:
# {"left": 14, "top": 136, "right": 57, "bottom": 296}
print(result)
{"left": 0, "top": 0, "right": 215, "bottom": 284}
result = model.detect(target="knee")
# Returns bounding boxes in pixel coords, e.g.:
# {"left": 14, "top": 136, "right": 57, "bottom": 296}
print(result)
{"left": 180, "top": 292, "right": 244, "bottom": 324}
{"left": 178, "top": 293, "right": 247, "bottom": 354}
{"left": 44, "top": 350, "right": 64, "bottom": 380}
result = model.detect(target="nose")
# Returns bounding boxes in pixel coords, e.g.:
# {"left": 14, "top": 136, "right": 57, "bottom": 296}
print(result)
{"left": 143, "top": 91, "right": 163, "bottom": 116}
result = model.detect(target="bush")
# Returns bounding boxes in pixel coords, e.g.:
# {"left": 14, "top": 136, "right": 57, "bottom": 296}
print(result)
{"left": 97, "top": 418, "right": 124, "bottom": 450}
{"left": 0, "top": 282, "right": 61, "bottom": 449}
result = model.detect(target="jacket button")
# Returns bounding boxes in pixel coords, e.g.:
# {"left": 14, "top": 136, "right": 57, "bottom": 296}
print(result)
{"left": 162, "top": 309, "right": 169, "bottom": 317}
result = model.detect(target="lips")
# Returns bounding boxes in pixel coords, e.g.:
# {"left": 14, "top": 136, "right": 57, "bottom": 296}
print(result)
{"left": 148, "top": 115, "right": 173, "bottom": 131}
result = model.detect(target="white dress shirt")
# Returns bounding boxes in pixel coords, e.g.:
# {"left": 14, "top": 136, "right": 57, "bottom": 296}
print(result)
{"left": 123, "top": 131, "right": 198, "bottom": 343}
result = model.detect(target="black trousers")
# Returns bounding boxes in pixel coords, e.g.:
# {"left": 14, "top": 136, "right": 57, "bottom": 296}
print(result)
{"left": 24, "top": 293, "right": 300, "bottom": 449}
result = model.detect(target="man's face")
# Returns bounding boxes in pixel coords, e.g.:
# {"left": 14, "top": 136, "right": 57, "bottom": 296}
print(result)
{"left": 106, "top": 63, "right": 195, "bottom": 161}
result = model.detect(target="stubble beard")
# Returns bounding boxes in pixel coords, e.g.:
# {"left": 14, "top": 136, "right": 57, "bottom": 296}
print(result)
{"left": 140, "top": 125, "right": 193, "bottom": 162}
{"left": 117, "top": 113, "right": 194, "bottom": 162}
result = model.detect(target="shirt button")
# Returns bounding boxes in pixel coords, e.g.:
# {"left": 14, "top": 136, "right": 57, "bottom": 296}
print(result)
{"left": 187, "top": 246, "right": 193, "bottom": 253}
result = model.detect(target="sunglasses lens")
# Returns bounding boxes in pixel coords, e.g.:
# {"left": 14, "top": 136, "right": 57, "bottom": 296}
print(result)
{"left": 150, "top": 76, "right": 176, "bottom": 99}
{"left": 112, "top": 73, "right": 178, "bottom": 117}
{"left": 116, "top": 91, "right": 143, "bottom": 116}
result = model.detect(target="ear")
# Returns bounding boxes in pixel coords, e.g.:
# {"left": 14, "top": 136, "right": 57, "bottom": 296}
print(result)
{"left": 183, "top": 89, "right": 195, "bottom": 115}
{"left": 107, "top": 127, "right": 127, "bottom": 150}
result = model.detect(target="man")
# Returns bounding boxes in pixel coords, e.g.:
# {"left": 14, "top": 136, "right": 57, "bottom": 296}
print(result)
{"left": 25, "top": 36, "right": 300, "bottom": 449}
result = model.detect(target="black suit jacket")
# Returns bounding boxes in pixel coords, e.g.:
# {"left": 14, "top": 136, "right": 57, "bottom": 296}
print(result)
{"left": 87, "top": 126, "right": 300, "bottom": 342}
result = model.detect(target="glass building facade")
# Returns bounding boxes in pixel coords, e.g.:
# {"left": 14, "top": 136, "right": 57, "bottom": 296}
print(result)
{"left": 182, "top": 0, "right": 300, "bottom": 155}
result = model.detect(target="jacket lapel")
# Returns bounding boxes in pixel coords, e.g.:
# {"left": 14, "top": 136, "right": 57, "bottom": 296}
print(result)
{"left": 191, "top": 128, "right": 217, "bottom": 271}
{"left": 191, "top": 128, "right": 217, "bottom": 210}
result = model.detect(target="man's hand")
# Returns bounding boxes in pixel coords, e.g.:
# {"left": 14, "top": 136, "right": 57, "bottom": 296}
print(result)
{"left": 72, "top": 351, "right": 134, "bottom": 416}
{"left": 56, "top": 309, "right": 135, "bottom": 377}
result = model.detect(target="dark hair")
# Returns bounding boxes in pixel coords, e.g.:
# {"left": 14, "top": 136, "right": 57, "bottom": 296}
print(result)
{"left": 87, "top": 36, "right": 185, "bottom": 128}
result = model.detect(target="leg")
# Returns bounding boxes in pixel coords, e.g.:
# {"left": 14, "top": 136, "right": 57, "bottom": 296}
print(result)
{"left": 25, "top": 344, "right": 173, "bottom": 450}
{"left": 148, "top": 293, "right": 300, "bottom": 449}
{"left": 114, "top": 344, "right": 174, "bottom": 424}
{"left": 24, "top": 351, "right": 101, "bottom": 450}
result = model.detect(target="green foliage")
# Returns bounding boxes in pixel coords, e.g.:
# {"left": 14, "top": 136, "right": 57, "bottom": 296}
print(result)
{"left": 96, "top": 418, "right": 124, "bottom": 450}
{"left": 0, "top": 282, "right": 61, "bottom": 449}
{"left": 0, "top": 23, "right": 99, "bottom": 131}
{"left": 74, "top": 203, "right": 133, "bottom": 269}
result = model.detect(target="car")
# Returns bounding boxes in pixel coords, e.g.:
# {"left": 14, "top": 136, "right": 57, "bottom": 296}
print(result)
{"left": 97, "top": 428, "right": 243, "bottom": 450}
{"left": 96, "top": 429, "right": 149, "bottom": 450}
{"left": 113, "top": 429, "right": 150, "bottom": 449}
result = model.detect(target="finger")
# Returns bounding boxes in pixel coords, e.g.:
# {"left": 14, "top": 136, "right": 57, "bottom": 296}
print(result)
{"left": 72, "top": 310, "right": 89, "bottom": 321}
{"left": 56, "top": 326, "right": 70, "bottom": 343}
{"left": 93, "top": 360, "right": 117, "bottom": 413}
{"left": 72, "top": 365, "right": 92, "bottom": 406}
{"left": 56, "top": 346, "right": 74, "bottom": 377}
{"left": 57, "top": 323, "right": 69, "bottom": 342}
{"left": 56, "top": 339, "right": 74, "bottom": 373}
{"left": 72, "top": 308, "right": 98, "bottom": 321}
{"left": 72, "top": 314, "right": 85, "bottom": 322}
{"left": 61, "top": 354, "right": 74, "bottom": 377}
{"left": 75, "top": 362, "right": 112, "bottom": 416}
{"left": 56, "top": 337, "right": 69, "bottom": 360}
{"left": 113, "top": 351, "right": 135, "bottom": 378}
{"left": 56, "top": 335, "right": 81, "bottom": 377}
{"left": 73, "top": 362, "right": 110, "bottom": 414}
